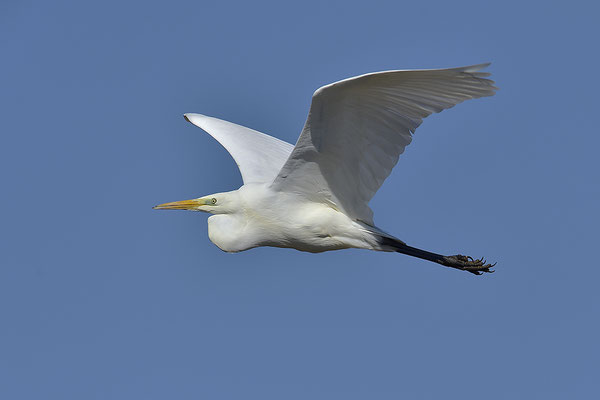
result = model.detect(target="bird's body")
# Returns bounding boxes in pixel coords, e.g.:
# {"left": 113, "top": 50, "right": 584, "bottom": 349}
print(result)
{"left": 155, "top": 64, "right": 498, "bottom": 274}
{"left": 204, "top": 184, "right": 381, "bottom": 253}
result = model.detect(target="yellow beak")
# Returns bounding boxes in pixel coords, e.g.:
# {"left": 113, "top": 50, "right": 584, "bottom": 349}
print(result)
{"left": 153, "top": 198, "right": 205, "bottom": 210}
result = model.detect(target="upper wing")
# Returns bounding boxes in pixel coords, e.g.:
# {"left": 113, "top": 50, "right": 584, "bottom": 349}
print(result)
{"left": 271, "top": 64, "right": 497, "bottom": 224}
{"left": 184, "top": 113, "right": 294, "bottom": 184}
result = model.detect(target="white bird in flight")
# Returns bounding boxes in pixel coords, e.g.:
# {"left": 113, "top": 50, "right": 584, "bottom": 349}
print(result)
{"left": 155, "top": 64, "right": 497, "bottom": 274}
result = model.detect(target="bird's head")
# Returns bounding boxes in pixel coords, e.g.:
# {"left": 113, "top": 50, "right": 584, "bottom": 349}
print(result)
{"left": 153, "top": 191, "right": 237, "bottom": 215}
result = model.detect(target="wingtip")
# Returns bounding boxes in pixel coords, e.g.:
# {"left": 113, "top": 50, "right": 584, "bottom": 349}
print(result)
{"left": 463, "top": 62, "right": 491, "bottom": 72}
{"left": 183, "top": 113, "right": 191, "bottom": 123}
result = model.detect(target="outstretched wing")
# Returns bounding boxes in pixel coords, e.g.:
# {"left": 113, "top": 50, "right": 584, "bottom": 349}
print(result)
{"left": 271, "top": 64, "right": 497, "bottom": 224}
{"left": 184, "top": 113, "right": 294, "bottom": 184}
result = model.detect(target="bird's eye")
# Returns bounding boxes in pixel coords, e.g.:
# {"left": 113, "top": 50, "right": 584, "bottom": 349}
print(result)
{"left": 211, "top": 198, "right": 217, "bottom": 205}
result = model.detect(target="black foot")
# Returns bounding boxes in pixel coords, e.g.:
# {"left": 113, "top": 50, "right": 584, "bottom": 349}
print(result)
{"left": 442, "top": 255, "right": 496, "bottom": 275}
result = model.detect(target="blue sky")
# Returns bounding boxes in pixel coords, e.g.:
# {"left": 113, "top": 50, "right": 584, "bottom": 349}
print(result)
{"left": 2, "top": 0, "right": 599, "bottom": 398}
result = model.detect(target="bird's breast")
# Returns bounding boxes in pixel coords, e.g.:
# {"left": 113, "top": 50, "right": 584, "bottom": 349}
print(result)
{"left": 207, "top": 214, "right": 253, "bottom": 252}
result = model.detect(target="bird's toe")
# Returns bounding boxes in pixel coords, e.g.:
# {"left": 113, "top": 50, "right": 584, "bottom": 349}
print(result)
{"left": 444, "top": 254, "right": 496, "bottom": 275}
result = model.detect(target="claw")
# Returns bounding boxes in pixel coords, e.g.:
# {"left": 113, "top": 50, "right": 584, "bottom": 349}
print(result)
{"left": 443, "top": 254, "right": 497, "bottom": 275}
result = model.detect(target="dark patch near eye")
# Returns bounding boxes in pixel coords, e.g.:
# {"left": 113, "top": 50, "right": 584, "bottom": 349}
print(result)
{"left": 211, "top": 198, "right": 217, "bottom": 204}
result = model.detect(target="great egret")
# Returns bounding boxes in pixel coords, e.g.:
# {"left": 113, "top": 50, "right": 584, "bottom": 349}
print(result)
{"left": 155, "top": 64, "right": 497, "bottom": 274}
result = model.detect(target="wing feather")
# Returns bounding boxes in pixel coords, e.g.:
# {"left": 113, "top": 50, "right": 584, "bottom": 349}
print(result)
{"left": 271, "top": 64, "right": 497, "bottom": 224}
{"left": 184, "top": 113, "right": 294, "bottom": 184}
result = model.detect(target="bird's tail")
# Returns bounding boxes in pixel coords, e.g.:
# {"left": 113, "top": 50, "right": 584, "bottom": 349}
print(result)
{"left": 355, "top": 221, "right": 407, "bottom": 252}
{"left": 375, "top": 235, "right": 408, "bottom": 252}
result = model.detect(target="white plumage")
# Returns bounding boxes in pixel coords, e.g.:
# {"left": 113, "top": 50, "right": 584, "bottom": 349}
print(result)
{"left": 155, "top": 64, "right": 498, "bottom": 274}
{"left": 182, "top": 114, "right": 293, "bottom": 184}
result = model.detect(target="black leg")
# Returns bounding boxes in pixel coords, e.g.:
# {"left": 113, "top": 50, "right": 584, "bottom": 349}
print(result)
{"left": 378, "top": 237, "right": 496, "bottom": 275}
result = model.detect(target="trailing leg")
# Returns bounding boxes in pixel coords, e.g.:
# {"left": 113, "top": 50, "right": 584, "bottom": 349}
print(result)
{"left": 378, "top": 236, "right": 496, "bottom": 275}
